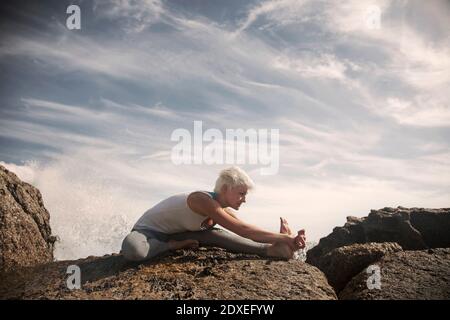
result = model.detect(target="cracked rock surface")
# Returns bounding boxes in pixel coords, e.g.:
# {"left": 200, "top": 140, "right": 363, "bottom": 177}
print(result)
{"left": 0, "top": 248, "right": 337, "bottom": 300}
{"left": 0, "top": 165, "right": 56, "bottom": 273}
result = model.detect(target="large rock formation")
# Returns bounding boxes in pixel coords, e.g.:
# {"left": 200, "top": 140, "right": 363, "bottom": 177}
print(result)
{"left": 314, "top": 242, "right": 403, "bottom": 293}
{"left": 306, "top": 207, "right": 450, "bottom": 299}
{"left": 0, "top": 247, "right": 337, "bottom": 300}
{"left": 409, "top": 209, "right": 450, "bottom": 248}
{"left": 306, "top": 207, "right": 450, "bottom": 267}
{"left": 339, "top": 248, "right": 450, "bottom": 300}
{"left": 0, "top": 165, "right": 56, "bottom": 273}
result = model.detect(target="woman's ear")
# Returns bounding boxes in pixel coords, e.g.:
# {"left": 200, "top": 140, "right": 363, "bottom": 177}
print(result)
{"left": 220, "top": 184, "right": 228, "bottom": 194}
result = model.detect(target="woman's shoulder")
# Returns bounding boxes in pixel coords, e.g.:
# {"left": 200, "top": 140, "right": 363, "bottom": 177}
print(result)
{"left": 187, "top": 190, "right": 217, "bottom": 200}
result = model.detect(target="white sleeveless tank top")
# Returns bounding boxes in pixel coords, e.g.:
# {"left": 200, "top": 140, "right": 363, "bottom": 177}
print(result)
{"left": 132, "top": 191, "right": 213, "bottom": 234}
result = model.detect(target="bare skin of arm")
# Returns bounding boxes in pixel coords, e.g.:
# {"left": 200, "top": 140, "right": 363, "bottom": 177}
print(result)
{"left": 224, "top": 207, "right": 239, "bottom": 219}
{"left": 200, "top": 208, "right": 237, "bottom": 229}
{"left": 225, "top": 210, "right": 306, "bottom": 248}
{"left": 187, "top": 192, "right": 298, "bottom": 250}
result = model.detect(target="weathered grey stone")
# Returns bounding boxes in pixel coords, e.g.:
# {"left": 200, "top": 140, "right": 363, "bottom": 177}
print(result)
{"left": 0, "top": 165, "right": 56, "bottom": 273}
{"left": 339, "top": 248, "right": 450, "bottom": 300}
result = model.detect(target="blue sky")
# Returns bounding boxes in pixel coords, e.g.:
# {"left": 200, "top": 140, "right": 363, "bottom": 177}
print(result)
{"left": 0, "top": 0, "right": 449, "bottom": 260}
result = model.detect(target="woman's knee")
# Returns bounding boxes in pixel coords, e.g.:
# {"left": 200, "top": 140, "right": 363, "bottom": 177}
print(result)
{"left": 121, "top": 231, "right": 150, "bottom": 261}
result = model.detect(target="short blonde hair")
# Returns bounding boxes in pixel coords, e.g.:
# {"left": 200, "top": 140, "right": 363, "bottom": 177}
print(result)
{"left": 214, "top": 166, "right": 255, "bottom": 193}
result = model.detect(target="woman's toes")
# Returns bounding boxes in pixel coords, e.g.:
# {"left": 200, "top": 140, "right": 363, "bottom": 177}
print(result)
{"left": 280, "top": 218, "right": 293, "bottom": 235}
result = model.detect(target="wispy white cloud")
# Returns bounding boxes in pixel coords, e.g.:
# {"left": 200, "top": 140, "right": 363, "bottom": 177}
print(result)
{"left": 99, "top": 98, "right": 180, "bottom": 120}
{"left": 0, "top": 119, "right": 117, "bottom": 150}
{"left": 234, "top": 0, "right": 311, "bottom": 35}
{"left": 93, "top": 0, "right": 165, "bottom": 33}
{"left": 22, "top": 98, "right": 117, "bottom": 121}
{"left": 235, "top": 0, "right": 450, "bottom": 127}
{"left": 384, "top": 96, "right": 450, "bottom": 127}
{"left": 273, "top": 53, "right": 350, "bottom": 81}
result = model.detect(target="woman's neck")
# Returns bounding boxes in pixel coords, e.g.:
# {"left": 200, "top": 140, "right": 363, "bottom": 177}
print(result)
{"left": 215, "top": 192, "right": 228, "bottom": 208}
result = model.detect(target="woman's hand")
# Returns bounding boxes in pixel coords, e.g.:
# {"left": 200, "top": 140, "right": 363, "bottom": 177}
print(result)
{"left": 279, "top": 217, "right": 306, "bottom": 250}
{"left": 201, "top": 217, "right": 216, "bottom": 230}
{"left": 295, "top": 229, "right": 306, "bottom": 249}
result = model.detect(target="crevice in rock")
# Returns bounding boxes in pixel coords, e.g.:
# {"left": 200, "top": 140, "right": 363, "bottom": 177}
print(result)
{"left": 5, "top": 182, "right": 55, "bottom": 249}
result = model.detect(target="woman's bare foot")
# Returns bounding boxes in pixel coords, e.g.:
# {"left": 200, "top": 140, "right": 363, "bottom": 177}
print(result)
{"left": 279, "top": 217, "right": 293, "bottom": 235}
{"left": 168, "top": 239, "right": 199, "bottom": 250}
{"left": 266, "top": 242, "right": 293, "bottom": 259}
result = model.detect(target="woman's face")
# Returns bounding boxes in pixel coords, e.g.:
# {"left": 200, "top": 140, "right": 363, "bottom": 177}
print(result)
{"left": 223, "top": 185, "right": 248, "bottom": 210}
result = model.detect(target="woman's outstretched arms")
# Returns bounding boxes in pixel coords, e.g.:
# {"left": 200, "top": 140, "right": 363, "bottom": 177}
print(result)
{"left": 187, "top": 192, "right": 297, "bottom": 250}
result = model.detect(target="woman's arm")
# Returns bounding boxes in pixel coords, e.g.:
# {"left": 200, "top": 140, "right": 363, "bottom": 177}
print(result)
{"left": 224, "top": 207, "right": 239, "bottom": 220}
{"left": 187, "top": 192, "right": 296, "bottom": 248}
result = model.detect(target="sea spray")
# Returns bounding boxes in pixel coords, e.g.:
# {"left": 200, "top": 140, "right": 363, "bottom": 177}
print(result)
{"left": 293, "top": 242, "right": 317, "bottom": 261}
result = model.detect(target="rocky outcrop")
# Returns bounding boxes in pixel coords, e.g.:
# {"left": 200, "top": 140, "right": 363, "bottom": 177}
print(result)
{"left": 339, "top": 248, "right": 450, "bottom": 300}
{"left": 0, "top": 165, "right": 56, "bottom": 273}
{"left": 409, "top": 209, "right": 450, "bottom": 248}
{"left": 0, "top": 247, "right": 337, "bottom": 300}
{"left": 306, "top": 207, "right": 450, "bottom": 299}
{"left": 315, "top": 242, "right": 403, "bottom": 293}
{"left": 306, "top": 207, "right": 450, "bottom": 267}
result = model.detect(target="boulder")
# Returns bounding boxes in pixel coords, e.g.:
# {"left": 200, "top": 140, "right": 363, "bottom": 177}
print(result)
{"left": 306, "top": 207, "right": 450, "bottom": 267}
{"left": 339, "top": 248, "right": 450, "bottom": 300}
{"left": 0, "top": 165, "right": 56, "bottom": 273}
{"left": 409, "top": 208, "right": 450, "bottom": 248}
{"left": 314, "top": 242, "right": 402, "bottom": 293}
{"left": 0, "top": 247, "right": 337, "bottom": 300}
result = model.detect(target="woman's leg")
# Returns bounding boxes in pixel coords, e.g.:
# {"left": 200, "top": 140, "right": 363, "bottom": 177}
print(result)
{"left": 121, "top": 230, "right": 171, "bottom": 261}
{"left": 167, "top": 228, "right": 269, "bottom": 256}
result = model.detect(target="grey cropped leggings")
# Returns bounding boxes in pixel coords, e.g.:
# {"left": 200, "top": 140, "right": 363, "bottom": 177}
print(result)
{"left": 121, "top": 227, "right": 269, "bottom": 262}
